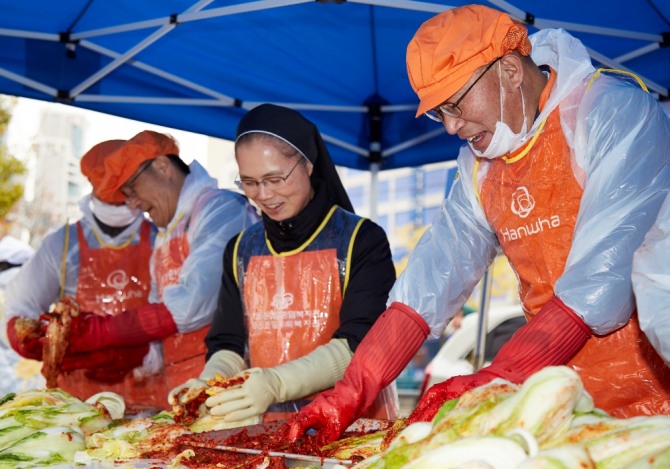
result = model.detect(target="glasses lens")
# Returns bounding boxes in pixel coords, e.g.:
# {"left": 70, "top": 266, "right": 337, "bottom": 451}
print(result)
{"left": 439, "top": 103, "right": 461, "bottom": 118}
{"left": 424, "top": 109, "right": 443, "bottom": 122}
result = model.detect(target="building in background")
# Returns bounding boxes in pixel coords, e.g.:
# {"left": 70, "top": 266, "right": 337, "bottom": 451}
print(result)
{"left": 9, "top": 109, "right": 88, "bottom": 244}
{"left": 340, "top": 162, "right": 457, "bottom": 271}
{"left": 33, "top": 110, "right": 88, "bottom": 221}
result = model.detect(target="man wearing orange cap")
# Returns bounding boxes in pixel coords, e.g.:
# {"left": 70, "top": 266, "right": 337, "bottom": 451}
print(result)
{"left": 4, "top": 139, "right": 159, "bottom": 404}
{"left": 288, "top": 4, "right": 670, "bottom": 445}
{"left": 53, "top": 130, "right": 259, "bottom": 407}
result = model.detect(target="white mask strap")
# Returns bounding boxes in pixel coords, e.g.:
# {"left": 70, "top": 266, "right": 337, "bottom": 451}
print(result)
{"left": 498, "top": 61, "right": 504, "bottom": 123}
{"left": 519, "top": 87, "right": 527, "bottom": 134}
{"left": 500, "top": 59, "right": 528, "bottom": 134}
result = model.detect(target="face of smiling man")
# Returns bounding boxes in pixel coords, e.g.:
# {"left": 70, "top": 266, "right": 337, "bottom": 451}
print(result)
{"left": 434, "top": 54, "right": 529, "bottom": 156}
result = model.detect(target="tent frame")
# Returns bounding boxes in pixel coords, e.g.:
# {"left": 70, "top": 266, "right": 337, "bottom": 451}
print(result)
{"left": 0, "top": 0, "right": 667, "bottom": 170}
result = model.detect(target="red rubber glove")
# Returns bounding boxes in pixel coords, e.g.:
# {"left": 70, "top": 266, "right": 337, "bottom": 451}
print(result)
{"left": 63, "top": 303, "right": 178, "bottom": 353}
{"left": 408, "top": 296, "right": 592, "bottom": 423}
{"left": 60, "top": 344, "right": 149, "bottom": 372}
{"left": 6, "top": 316, "right": 44, "bottom": 360}
{"left": 286, "top": 302, "right": 430, "bottom": 446}
{"left": 60, "top": 344, "right": 150, "bottom": 383}
{"left": 84, "top": 368, "right": 133, "bottom": 384}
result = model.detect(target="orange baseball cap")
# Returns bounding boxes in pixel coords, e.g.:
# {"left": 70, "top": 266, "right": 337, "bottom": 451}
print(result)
{"left": 406, "top": 4, "right": 531, "bottom": 117}
{"left": 96, "top": 130, "right": 180, "bottom": 202}
{"left": 80, "top": 140, "right": 127, "bottom": 204}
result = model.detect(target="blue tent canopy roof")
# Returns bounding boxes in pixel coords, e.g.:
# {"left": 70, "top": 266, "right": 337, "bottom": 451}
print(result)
{"left": 1, "top": 0, "right": 668, "bottom": 170}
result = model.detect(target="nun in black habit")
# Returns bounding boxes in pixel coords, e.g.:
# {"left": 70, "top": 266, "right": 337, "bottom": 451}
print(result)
{"left": 169, "top": 103, "right": 399, "bottom": 425}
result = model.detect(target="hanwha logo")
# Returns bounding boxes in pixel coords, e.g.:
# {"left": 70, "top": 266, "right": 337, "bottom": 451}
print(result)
{"left": 107, "top": 269, "right": 129, "bottom": 290}
{"left": 272, "top": 292, "right": 294, "bottom": 310}
{"left": 510, "top": 186, "right": 535, "bottom": 219}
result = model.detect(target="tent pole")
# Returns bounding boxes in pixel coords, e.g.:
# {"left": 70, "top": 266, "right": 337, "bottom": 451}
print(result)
{"left": 369, "top": 162, "right": 379, "bottom": 221}
{"left": 366, "top": 96, "right": 383, "bottom": 221}
{"left": 473, "top": 266, "right": 493, "bottom": 371}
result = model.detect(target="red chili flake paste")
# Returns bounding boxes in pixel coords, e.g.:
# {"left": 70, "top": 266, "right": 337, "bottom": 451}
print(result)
{"left": 206, "top": 373, "right": 249, "bottom": 390}
{"left": 172, "top": 389, "right": 208, "bottom": 426}
{"left": 142, "top": 444, "right": 291, "bottom": 468}
{"left": 158, "top": 418, "right": 387, "bottom": 468}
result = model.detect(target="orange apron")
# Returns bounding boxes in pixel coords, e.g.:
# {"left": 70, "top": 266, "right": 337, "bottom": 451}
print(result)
{"left": 153, "top": 212, "right": 210, "bottom": 395}
{"left": 237, "top": 206, "right": 398, "bottom": 421}
{"left": 479, "top": 84, "right": 670, "bottom": 417}
{"left": 57, "top": 221, "right": 167, "bottom": 407}
{"left": 75, "top": 221, "right": 151, "bottom": 315}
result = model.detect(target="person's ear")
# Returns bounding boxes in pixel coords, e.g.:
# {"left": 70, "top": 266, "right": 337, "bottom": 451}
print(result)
{"left": 500, "top": 53, "right": 524, "bottom": 90}
{"left": 151, "top": 155, "right": 171, "bottom": 176}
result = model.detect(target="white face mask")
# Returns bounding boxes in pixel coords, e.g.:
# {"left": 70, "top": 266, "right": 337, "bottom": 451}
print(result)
{"left": 471, "top": 61, "right": 528, "bottom": 159}
{"left": 91, "top": 196, "right": 142, "bottom": 227}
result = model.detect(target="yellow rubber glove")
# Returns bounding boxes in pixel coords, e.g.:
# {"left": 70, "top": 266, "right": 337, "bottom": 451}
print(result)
{"left": 206, "top": 338, "right": 352, "bottom": 423}
{"left": 168, "top": 349, "right": 247, "bottom": 405}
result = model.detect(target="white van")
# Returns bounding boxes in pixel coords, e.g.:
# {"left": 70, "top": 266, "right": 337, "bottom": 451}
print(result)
{"left": 421, "top": 304, "right": 525, "bottom": 393}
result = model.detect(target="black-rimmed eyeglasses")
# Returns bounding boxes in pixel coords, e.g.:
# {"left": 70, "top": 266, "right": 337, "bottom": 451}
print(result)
{"left": 424, "top": 57, "right": 500, "bottom": 122}
{"left": 234, "top": 157, "right": 304, "bottom": 192}
{"left": 121, "top": 159, "right": 154, "bottom": 201}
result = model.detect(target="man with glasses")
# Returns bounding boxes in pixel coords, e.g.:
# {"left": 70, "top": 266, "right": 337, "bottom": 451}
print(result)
{"left": 288, "top": 4, "right": 670, "bottom": 445}
{"left": 49, "top": 130, "right": 258, "bottom": 408}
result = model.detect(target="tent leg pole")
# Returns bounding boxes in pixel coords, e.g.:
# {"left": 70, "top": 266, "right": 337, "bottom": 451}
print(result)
{"left": 369, "top": 162, "right": 379, "bottom": 221}
{"left": 473, "top": 266, "right": 493, "bottom": 371}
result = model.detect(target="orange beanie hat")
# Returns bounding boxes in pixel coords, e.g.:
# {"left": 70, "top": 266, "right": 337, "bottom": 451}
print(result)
{"left": 80, "top": 140, "right": 127, "bottom": 204}
{"left": 96, "top": 130, "right": 180, "bottom": 203}
{"left": 407, "top": 4, "right": 531, "bottom": 117}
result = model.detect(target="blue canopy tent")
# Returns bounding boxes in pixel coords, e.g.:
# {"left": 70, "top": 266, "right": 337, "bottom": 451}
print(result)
{"left": 0, "top": 0, "right": 668, "bottom": 173}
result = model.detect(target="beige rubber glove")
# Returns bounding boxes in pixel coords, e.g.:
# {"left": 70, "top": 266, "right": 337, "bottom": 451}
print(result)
{"left": 206, "top": 338, "right": 352, "bottom": 423}
{"left": 168, "top": 349, "right": 247, "bottom": 405}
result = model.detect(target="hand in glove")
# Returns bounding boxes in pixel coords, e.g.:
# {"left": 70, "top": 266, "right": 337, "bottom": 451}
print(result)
{"left": 59, "top": 303, "right": 178, "bottom": 353}
{"left": 285, "top": 387, "right": 359, "bottom": 447}
{"left": 407, "top": 371, "right": 498, "bottom": 424}
{"left": 60, "top": 344, "right": 149, "bottom": 373}
{"left": 286, "top": 303, "right": 430, "bottom": 446}
{"left": 407, "top": 297, "right": 592, "bottom": 423}
{"left": 6, "top": 316, "right": 45, "bottom": 360}
{"left": 206, "top": 368, "right": 280, "bottom": 423}
{"left": 168, "top": 378, "right": 208, "bottom": 406}
{"left": 168, "top": 350, "right": 247, "bottom": 406}
{"left": 207, "top": 338, "right": 353, "bottom": 425}
{"left": 77, "top": 345, "right": 149, "bottom": 383}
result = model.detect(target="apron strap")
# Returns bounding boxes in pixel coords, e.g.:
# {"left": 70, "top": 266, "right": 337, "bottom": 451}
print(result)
{"left": 59, "top": 219, "right": 70, "bottom": 299}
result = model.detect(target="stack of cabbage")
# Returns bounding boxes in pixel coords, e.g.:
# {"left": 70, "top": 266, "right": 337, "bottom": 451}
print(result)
{"left": 0, "top": 389, "right": 120, "bottom": 468}
{"left": 74, "top": 411, "right": 191, "bottom": 465}
{"left": 340, "top": 366, "right": 670, "bottom": 469}
{"left": 0, "top": 387, "right": 254, "bottom": 468}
